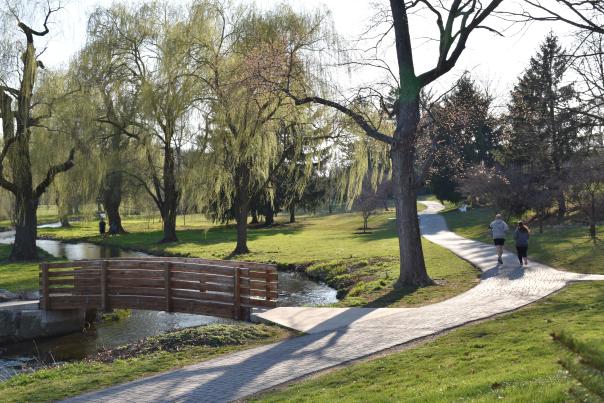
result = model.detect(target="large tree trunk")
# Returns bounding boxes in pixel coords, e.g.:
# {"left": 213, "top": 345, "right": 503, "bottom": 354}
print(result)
{"left": 160, "top": 206, "right": 178, "bottom": 243}
{"left": 102, "top": 133, "right": 126, "bottom": 234}
{"left": 391, "top": 90, "right": 433, "bottom": 287}
{"left": 250, "top": 210, "right": 259, "bottom": 224}
{"left": 102, "top": 172, "right": 126, "bottom": 234}
{"left": 263, "top": 204, "right": 274, "bottom": 226}
{"left": 233, "top": 165, "right": 250, "bottom": 254}
{"left": 389, "top": 0, "right": 433, "bottom": 287}
{"left": 8, "top": 124, "right": 38, "bottom": 261}
{"left": 234, "top": 203, "right": 250, "bottom": 254}
{"left": 159, "top": 144, "right": 178, "bottom": 243}
{"left": 11, "top": 194, "right": 38, "bottom": 261}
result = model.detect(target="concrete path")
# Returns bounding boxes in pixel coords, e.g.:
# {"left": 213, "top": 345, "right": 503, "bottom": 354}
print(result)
{"left": 66, "top": 201, "right": 603, "bottom": 403}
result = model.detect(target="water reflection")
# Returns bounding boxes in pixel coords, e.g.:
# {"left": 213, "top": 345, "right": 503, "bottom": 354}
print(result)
{"left": 277, "top": 271, "right": 337, "bottom": 307}
{"left": 1, "top": 310, "right": 233, "bottom": 362}
{"left": 0, "top": 225, "right": 337, "bottom": 369}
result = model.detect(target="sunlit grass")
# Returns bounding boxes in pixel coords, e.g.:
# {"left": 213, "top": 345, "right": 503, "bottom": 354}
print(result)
{"left": 255, "top": 282, "right": 604, "bottom": 402}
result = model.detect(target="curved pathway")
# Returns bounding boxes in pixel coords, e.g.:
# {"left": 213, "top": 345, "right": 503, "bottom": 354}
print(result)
{"left": 66, "top": 201, "right": 603, "bottom": 402}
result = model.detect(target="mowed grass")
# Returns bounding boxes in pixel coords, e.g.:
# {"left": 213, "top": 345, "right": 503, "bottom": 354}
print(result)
{"left": 0, "top": 324, "right": 291, "bottom": 403}
{"left": 0, "top": 205, "right": 60, "bottom": 230}
{"left": 0, "top": 245, "right": 59, "bottom": 292}
{"left": 443, "top": 207, "right": 604, "bottom": 275}
{"left": 255, "top": 282, "right": 604, "bottom": 402}
{"left": 34, "top": 208, "right": 479, "bottom": 308}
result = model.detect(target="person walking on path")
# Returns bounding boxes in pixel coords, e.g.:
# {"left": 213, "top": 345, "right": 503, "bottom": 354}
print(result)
{"left": 514, "top": 221, "right": 530, "bottom": 266}
{"left": 489, "top": 214, "right": 509, "bottom": 264}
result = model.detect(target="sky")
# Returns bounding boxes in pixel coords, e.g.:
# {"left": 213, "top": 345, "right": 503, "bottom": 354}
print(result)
{"left": 37, "top": 0, "right": 575, "bottom": 106}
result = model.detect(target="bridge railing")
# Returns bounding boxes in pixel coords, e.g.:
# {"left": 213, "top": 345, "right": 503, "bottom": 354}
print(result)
{"left": 39, "top": 258, "right": 278, "bottom": 320}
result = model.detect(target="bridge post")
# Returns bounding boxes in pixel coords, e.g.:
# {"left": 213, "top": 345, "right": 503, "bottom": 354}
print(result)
{"left": 101, "top": 260, "right": 109, "bottom": 312}
{"left": 265, "top": 268, "right": 271, "bottom": 304}
{"left": 164, "top": 262, "right": 173, "bottom": 313}
{"left": 234, "top": 267, "right": 241, "bottom": 320}
{"left": 40, "top": 263, "right": 49, "bottom": 310}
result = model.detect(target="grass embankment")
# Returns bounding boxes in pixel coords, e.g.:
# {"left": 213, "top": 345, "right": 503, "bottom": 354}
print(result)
{"left": 443, "top": 207, "right": 604, "bottom": 275}
{"left": 36, "top": 208, "right": 478, "bottom": 308}
{"left": 0, "top": 324, "right": 292, "bottom": 403}
{"left": 255, "top": 282, "right": 604, "bottom": 402}
{"left": 0, "top": 245, "right": 59, "bottom": 292}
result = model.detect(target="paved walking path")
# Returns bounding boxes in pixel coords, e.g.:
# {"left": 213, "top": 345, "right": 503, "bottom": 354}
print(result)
{"left": 66, "top": 201, "right": 603, "bottom": 403}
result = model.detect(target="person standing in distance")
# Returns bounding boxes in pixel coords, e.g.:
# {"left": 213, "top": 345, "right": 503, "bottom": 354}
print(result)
{"left": 490, "top": 214, "right": 509, "bottom": 264}
{"left": 99, "top": 217, "right": 107, "bottom": 239}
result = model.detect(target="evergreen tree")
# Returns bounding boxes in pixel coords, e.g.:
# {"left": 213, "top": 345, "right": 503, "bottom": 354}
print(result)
{"left": 428, "top": 74, "right": 498, "bottom": 202}
{"left": 502, "top": 33, "right": 584, "bottom": 218}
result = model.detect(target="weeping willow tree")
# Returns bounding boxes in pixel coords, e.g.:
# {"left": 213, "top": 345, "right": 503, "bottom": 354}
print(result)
{"left": 0, "top": 3, "right": 78, "bottom": 260}
{"left": 188, "top": 2, "right": 330, "bottom": 254}
{"left": 86, "top": 2, "right": 206, "bottom": 243}
{"left": 76, "top": 36, "right": 141, "bottom": 234}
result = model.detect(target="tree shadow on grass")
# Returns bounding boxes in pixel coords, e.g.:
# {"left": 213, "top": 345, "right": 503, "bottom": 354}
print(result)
{"left": 361, "top": 284, "right": 423, "bottom": 308}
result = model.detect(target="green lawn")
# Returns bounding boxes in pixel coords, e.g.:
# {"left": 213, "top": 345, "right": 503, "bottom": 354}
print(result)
{"left": 0, "top": 205, "right": 60, "bottom": 230}
{"left": 255, "top": 282, "right": 604, "bottom": 402}
{"left": 0, "top": 245, "right": 59, "bottom": 292}
{"left": 0, "top": 324, "right": 292, "bottom": 403}
{"left": 443, "top": 207, "right": 604, "bottom": 275}
{"left": 33, "top": 208, "right": 478, "bottom": 308}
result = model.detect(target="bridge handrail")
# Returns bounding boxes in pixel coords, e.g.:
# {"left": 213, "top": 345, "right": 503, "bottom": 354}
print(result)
{"left": 39, "top": 258, "right": 278, "bottom": 320}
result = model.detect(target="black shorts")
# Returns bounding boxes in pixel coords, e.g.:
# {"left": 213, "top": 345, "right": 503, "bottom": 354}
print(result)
{"left": 493, "top": 238, "right": 505, "bottom": 246}
{"left": 516, "top": 246, "right": 528, "bottom": 257}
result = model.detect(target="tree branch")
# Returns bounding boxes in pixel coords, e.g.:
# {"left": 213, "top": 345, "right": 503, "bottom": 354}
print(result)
{"left": 34, "top": 147, "right": 75, "bottom": 198}
{"left": 287, "top": 92, "right": 395, "bottom": 145}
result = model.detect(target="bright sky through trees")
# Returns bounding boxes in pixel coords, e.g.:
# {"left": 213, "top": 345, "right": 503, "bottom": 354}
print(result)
{"left": 42, "top": 0, "right": 573, "bottom": 105}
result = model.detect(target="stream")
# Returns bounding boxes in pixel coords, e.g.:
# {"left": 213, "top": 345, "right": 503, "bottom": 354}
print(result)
{"left": 0, "top": 225, "right": 337, "bottom": 380}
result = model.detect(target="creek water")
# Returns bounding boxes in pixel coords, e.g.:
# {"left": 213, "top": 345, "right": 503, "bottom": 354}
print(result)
{"left": 0, "top": 225, "right": 337, "bottom": 379}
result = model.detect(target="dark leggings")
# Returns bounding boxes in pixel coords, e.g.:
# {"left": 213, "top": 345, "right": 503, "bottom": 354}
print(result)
{"left": 516, "top": 246, "right": 528, "bottom": 263}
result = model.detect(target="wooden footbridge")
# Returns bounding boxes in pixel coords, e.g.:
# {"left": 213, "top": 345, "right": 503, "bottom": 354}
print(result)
{"left": 39, "top": 257, "right": 278, "bottom": 320}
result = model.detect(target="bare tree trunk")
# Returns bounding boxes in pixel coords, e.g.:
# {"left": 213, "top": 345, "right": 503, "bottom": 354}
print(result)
{"left": 289, "top": 204, "right": 296, "bottom": 223}
{"left": 8, "top": 125, "right": 38, "bottom": 260}
{"left": 11, "top": 195, "right": 38, "bottom": 261}
{"left": 233, "top": 165, "right": 250, "bottom": 254}
{"left": 159, "top": 145, "right": 178, "bottom": 243}
{"left": 251, "top": 210, "right": 259, "bottom": 224}
{"left": 589, "top": 193, "right": 597, "bottom": 241}
{"left": 102, "top": 132, "right": 127, "bottom": 234}
{"left": 264, "top": 204, "right": 274, "bottom": 226}
{"left": 102, "top": 171, "right": 126, "bottom": 234}
{"left": 161, "top": 206, "right": 178, "bottom": 243}
{"left": 391, "top": 88, "right": 433, "bottom": 287}
{"left": 234, "top": 206, "right": 250, "bottom": 254}
{"left": 556, "top": 191, "right": 566, "bottom": 221}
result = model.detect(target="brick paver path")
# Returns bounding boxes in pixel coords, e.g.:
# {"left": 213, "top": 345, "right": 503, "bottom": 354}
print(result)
{"left": 66, "top": 201, "right": 603, "bottom": 402}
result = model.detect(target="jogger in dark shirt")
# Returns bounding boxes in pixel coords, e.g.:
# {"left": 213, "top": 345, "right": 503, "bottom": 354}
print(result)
{"left": 513, "top": 221, "right": 530, "bottom": 266}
